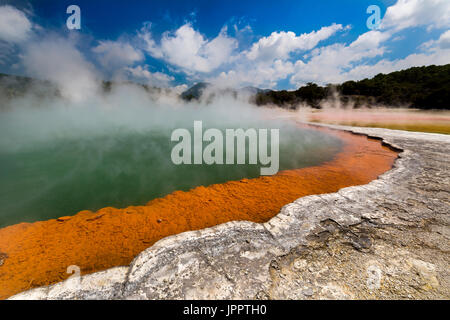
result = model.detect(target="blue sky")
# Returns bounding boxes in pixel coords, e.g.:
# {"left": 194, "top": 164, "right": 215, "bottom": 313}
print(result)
{"left": 0, "top": 0, "right": 449, "bottom": 90}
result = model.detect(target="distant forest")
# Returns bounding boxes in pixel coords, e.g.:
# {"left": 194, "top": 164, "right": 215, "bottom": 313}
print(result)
{"left": 255, "top": 64, "right": 450, "bottom": 110}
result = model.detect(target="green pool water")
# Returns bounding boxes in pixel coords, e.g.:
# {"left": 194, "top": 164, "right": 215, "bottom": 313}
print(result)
{"left": 0, "top": 105, "right": 343, "bottom": 227}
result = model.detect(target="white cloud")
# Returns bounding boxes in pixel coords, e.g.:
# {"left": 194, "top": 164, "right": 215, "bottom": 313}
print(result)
{"left": 93, "top": 40, "right": 144, "bottom": 69}
{"left": 212, "top": 59, "right": 294, "bottom": 89}
{"left": 206, "top": 24, "right": 347, "bottom": 88}
{"left": 138, "top": 22, "right": 163, "bottom": 59}
{"left": 287, "top": 30, "right": 389, "bottom": 85}
{"left": 381, "top": 0, "right": 450, "bottom": 31}
{"left": 124, "top": 65, "right": 174, "bottom": 87}
{"left": 436, "top": 30, "right": 450, "bottom": 49}
{"left": 0, "top": 5, "right": 32, "bottom": 43}
{"left": 246, "top": 23, "right": 344, "bottom": 61}
{"left": 290, "top": 28, "right": 450, "bottom": 86}
{"left": 140, "top": 23, "right": 238, "bottom": 73}
{"left": 422, "top": 29, "right": 450, "bottom": 49}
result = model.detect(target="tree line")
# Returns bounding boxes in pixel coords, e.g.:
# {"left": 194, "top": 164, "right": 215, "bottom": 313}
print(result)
{"left": 255, "top": 64, "right": 450, "bottom": 110}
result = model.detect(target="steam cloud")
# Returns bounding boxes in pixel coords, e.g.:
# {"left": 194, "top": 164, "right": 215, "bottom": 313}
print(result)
{"left": 0, "top": 35, "right": 343, "bottom": 227}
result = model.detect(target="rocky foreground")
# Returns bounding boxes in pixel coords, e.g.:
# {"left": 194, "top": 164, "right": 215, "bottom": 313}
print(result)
{"left": 10, "top": 124, "right": 450, "bottom": 300}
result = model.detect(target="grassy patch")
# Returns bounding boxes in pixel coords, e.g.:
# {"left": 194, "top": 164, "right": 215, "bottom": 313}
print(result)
{"left": 311, "top": 120, "right": 450, "bottom": 134}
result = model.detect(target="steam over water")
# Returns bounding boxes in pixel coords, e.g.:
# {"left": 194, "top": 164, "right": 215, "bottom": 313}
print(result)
{"left": 0, "top": 84, "right": 342, "bottom": 227}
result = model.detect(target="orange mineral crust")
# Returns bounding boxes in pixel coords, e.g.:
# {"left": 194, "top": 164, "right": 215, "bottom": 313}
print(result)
{"left": 0, "top": 126, "right": 398, "bottom": 299}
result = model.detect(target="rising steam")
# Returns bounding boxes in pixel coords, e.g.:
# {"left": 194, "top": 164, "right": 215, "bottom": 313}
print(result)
{"left": 0, "top": 36, "right": 343, "bottom": 227}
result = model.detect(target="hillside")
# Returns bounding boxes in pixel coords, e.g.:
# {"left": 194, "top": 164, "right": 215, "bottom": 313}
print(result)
{"left": 254, "top": 64, "right": 450, "bottom": 110}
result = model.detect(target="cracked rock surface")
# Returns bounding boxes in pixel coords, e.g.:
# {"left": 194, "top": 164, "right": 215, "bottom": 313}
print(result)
{"left": 10, "top": 124, "right": 450, "bottom": 300}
